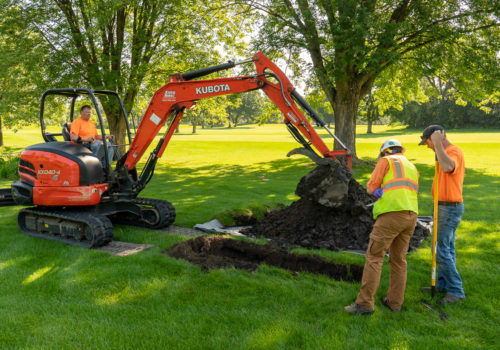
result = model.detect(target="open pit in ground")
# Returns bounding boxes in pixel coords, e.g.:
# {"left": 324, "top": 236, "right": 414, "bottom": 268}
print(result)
{"left": 165, "top": 235, "right": 363, "bottom": 282}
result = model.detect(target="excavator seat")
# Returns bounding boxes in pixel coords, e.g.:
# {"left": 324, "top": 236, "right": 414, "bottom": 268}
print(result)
{"left": 62, "top": 122, "right": 71, "bottom": 141}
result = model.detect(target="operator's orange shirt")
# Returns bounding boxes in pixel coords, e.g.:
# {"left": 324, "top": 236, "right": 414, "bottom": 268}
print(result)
{"left": 432, "top": 144, "right": 465, "bottom": 203}
{"left": 70, "top": 117, "right": 98, "bottom": 140}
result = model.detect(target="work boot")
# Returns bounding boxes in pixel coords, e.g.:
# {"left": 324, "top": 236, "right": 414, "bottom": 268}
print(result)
{"left": 437, "top": 294, "right": 464, "bottom": 305}
{"left": 381, "top": 296, "right": 400, "bottom": 312}
{"left": 344, "top": 303, "right": 374, "bottom": 315}
{"left": 420, "top": 286, "right": 445, "bottom": 293}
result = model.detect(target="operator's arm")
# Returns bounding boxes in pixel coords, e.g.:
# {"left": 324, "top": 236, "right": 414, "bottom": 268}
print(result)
{"left": 95, "top": 134, "right": 114, "bottom": 141}
{"left": 70, "top": 132, "right": 95, "bottom": 143}
{"left": 366, "top": 158, "right": 389, "bottom": 194}
{"left": 430, "top": 130, "right": 455, "bottom": 173}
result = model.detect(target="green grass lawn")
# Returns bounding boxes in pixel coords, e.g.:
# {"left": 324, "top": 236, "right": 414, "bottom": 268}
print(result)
{"left": 1, "top": 124, "right": 499, "bottom": 349}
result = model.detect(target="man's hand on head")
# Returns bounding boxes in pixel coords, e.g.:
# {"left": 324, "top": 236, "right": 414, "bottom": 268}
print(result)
{"left": 430, "top": 130, "right": 445, "bottom": 145}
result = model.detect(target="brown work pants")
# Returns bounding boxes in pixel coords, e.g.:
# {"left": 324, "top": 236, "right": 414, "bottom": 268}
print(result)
{"left": 355, "top": 210, "right": 417, "bottom": 310}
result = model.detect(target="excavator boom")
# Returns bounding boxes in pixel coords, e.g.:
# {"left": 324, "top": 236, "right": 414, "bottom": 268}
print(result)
{"left": 123, "top": 52, "right": 350, "bottom": 173}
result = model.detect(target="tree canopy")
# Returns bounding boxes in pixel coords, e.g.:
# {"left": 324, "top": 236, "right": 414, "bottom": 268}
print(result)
{"left": 247, "top": 0, "right": 499, "bottom": 159}
{"left": 0, "top": 0, "right": 249, "bottom": 146}
{"left": 0, "top": 0, "right": 498, "bottom": 155}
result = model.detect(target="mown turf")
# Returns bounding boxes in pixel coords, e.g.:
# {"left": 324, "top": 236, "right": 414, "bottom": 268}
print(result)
{"left": 0, "top": 124, "right": 499, "bottom": 349}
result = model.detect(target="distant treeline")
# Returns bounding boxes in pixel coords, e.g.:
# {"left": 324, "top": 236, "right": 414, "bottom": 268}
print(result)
{"left": 388, "top": 99, "right": 500, "bottom": 128}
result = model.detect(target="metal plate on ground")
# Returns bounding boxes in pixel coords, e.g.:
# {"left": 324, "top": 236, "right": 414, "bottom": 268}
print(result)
{"left": 193, "top": 219, "right": 247, "bottom": 237}
{"left": 97, "top": 241, "right": 154, "bottom": 256}
{"left": 155, "top": 225, "right": 200, "bottom": 236}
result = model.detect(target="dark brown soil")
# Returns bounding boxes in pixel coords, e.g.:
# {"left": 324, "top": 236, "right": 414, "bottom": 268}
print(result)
{"left": 165, "top": 235, "right": 363, "bottom": 282}
{"left": 243, "top": 165, "right": 430, "bottom": 252}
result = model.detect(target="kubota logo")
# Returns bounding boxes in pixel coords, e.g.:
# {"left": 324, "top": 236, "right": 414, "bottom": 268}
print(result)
{"left": 38, "top": 169, "right": 60, "bottom": 175}
{"left": 196, "top": 84, "right": 230, "bottom": 95}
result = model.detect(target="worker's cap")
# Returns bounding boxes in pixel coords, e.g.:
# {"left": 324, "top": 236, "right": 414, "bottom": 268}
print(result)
{"left": 380, "top": 139, "right": 405, "bottom": 155}
{"left": 418, "top": 125, "right": 444, "bottom": 145}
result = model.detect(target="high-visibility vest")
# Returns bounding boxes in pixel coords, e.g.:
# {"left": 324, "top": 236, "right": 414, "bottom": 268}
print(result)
{"left": 373, "top": 154, "right": 419, "bottom": 219}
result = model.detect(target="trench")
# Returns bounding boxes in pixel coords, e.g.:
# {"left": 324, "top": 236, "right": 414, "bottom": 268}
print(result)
{"left": 165, "top": 235, "right": 363, "bottom": 282}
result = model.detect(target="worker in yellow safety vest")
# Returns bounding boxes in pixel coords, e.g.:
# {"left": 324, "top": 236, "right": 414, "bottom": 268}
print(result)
{"left": 345, "top": 139, "right": 419, "bottom": 315}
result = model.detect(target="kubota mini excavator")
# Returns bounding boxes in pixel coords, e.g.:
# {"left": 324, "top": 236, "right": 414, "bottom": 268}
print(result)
{"left": 4, "top": 52, "right": 351, "bottom": 248}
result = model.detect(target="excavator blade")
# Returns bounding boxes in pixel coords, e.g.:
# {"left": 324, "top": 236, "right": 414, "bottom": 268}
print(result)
{"left": 0, "top": 188, "right": 15, "bottom": 206}
{"left": 287, "top": 147, "right": 340, "bottom": 167}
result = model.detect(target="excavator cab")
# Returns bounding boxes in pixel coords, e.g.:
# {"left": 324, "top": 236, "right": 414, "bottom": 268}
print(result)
{"left": 39, "top": 88, "right": 133, "bottom": 174}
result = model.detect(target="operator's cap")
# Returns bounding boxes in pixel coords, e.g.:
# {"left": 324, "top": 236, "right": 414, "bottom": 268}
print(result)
{"left": 418, "top": 125, "right": 444, "bottom": 145}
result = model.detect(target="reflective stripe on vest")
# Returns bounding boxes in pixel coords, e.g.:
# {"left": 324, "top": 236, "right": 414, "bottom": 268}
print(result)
{"left": 383, "top": 179, "right": 419, "bottom": 193}
{"left": 373, "top": 155, "right": 419, "bottom": 219}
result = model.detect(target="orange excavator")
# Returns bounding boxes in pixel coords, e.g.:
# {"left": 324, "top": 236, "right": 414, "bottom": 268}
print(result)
{"left": 4, "top": 52, "right": 351, "bottom": 248}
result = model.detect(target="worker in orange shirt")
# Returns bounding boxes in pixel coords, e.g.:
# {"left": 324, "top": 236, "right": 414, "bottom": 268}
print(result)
{"left": 419, "top": 125, "right": 466, "bottom": 304}
{"left": 70, "top": 105, "right": 116, "bottom": 168}
{"left": 345, "top": 139, "right": 419, "bottom": 315}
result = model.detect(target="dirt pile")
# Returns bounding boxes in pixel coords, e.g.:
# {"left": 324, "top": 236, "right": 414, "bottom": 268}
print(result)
{"left": 165, "top": 235, "right": 363, "bottom": 281}
{"left": 243, "top": 165, "right": 430, "bottom": 252}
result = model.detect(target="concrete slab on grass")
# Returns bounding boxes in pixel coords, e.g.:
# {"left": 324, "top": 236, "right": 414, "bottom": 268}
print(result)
{"left": 97, "top": 241, "right": 154, "bottom": 256}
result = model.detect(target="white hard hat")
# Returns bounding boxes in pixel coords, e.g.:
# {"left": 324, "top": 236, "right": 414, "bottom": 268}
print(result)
{"left": 380, "top": 139, "right": 405, "bottom": 155}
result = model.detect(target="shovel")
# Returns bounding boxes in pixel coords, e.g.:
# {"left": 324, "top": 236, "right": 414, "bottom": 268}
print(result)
{"left": 420, "top": 159, "right": 448, "bottom": 321}
{"left": 431, "top": 159, "right": 439, "bottom": 298}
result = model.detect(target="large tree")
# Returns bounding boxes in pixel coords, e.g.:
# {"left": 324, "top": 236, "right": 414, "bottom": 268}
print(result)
{"left": 245, "top": 0, "right": 499, "bottom": 159}
{"left": 1, "top": 0, "right": 247, "bottom": 150}
{"left": 0, "top": 2, "right": 53, "bottom": 146}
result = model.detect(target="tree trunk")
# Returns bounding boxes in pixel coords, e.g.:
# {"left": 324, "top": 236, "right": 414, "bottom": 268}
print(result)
{"left": 192, "top": 123, "right": 196, "bottom": 134}
{"left": 0, "top": 115, "right": 3, "bottom": 147}
{"left": 101, "top": 102, "right": 128, "bottom": 156}
{"left": 367, "top": 120, "right": 373, "bottom": 134}
{"left": 332, "top": 83, "right": 360, "bottom": 160}
{"left": 175, "top": 125, "right": 180, "bottom": 133}
{"left": 107, "top": 114, "right": 128, "bottom": 156}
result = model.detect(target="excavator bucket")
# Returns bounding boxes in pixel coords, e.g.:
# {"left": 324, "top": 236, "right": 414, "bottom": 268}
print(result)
{"left": 287, "top": 147, "right": 340, "bottom": 167}
{"left": 288, "top": 147, "right": 352, "bottom": 208}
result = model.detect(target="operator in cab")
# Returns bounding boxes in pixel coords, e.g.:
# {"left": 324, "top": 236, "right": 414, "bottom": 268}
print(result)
{"left": 70, "top": 105, "right": 116, "bottom": 168}
{"left": 345, "top": 139, "right": 419, "bottom": 315}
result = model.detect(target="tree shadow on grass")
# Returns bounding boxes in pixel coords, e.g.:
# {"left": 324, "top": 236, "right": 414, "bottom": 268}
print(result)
{"left": 142, "top": 158, "right": 312, "bottom": 226}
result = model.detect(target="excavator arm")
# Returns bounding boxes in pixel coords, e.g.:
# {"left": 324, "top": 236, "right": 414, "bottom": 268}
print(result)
{"left": 121, "top": 52, "right": 350, "bottom": 193}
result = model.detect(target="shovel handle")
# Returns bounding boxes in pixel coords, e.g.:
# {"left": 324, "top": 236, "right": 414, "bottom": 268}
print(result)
{"left": 431, "top": 160, "right": 439, "bottom": 295}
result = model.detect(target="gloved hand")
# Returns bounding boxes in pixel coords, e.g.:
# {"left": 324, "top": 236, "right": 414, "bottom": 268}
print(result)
{"left": 373, "top": 188, "right": 383, "bottom": 199}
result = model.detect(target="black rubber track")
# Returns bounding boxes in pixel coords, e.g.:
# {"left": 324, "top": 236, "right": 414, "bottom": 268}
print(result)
{"left": 18, "top": 207, "right": 114, "bottom": 248}
{"left": 111, "top": 197, "right": 176, "bottom": 229}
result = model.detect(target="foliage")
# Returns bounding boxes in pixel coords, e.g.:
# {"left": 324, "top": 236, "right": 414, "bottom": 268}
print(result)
{"left": 184, "top": 96, "right": 230, "bottom": 132}
{"left": 0, "top": 0, "right": 250, "bottom": 147}
{"left": 304, "top": 88, "right": 334, "bottom": 126}
{"left": 0, "top": 154, "right": 19, "bottom": 180}
{"left": 0, "top": 3, "right": 52, "bottom": 132}
{"left": 388, "top": 98, "right": 500, "bottom": 128}
{"left": 246, "top": 0, "right": 499, "bottom": 159}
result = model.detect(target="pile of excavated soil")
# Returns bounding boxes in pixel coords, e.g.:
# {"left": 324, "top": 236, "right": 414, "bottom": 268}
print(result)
{"left": 165, "top": 235, "right": 363, "bottom": 281}
{"left": 243, "top": 165, "right": 430, "bottom": 252}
